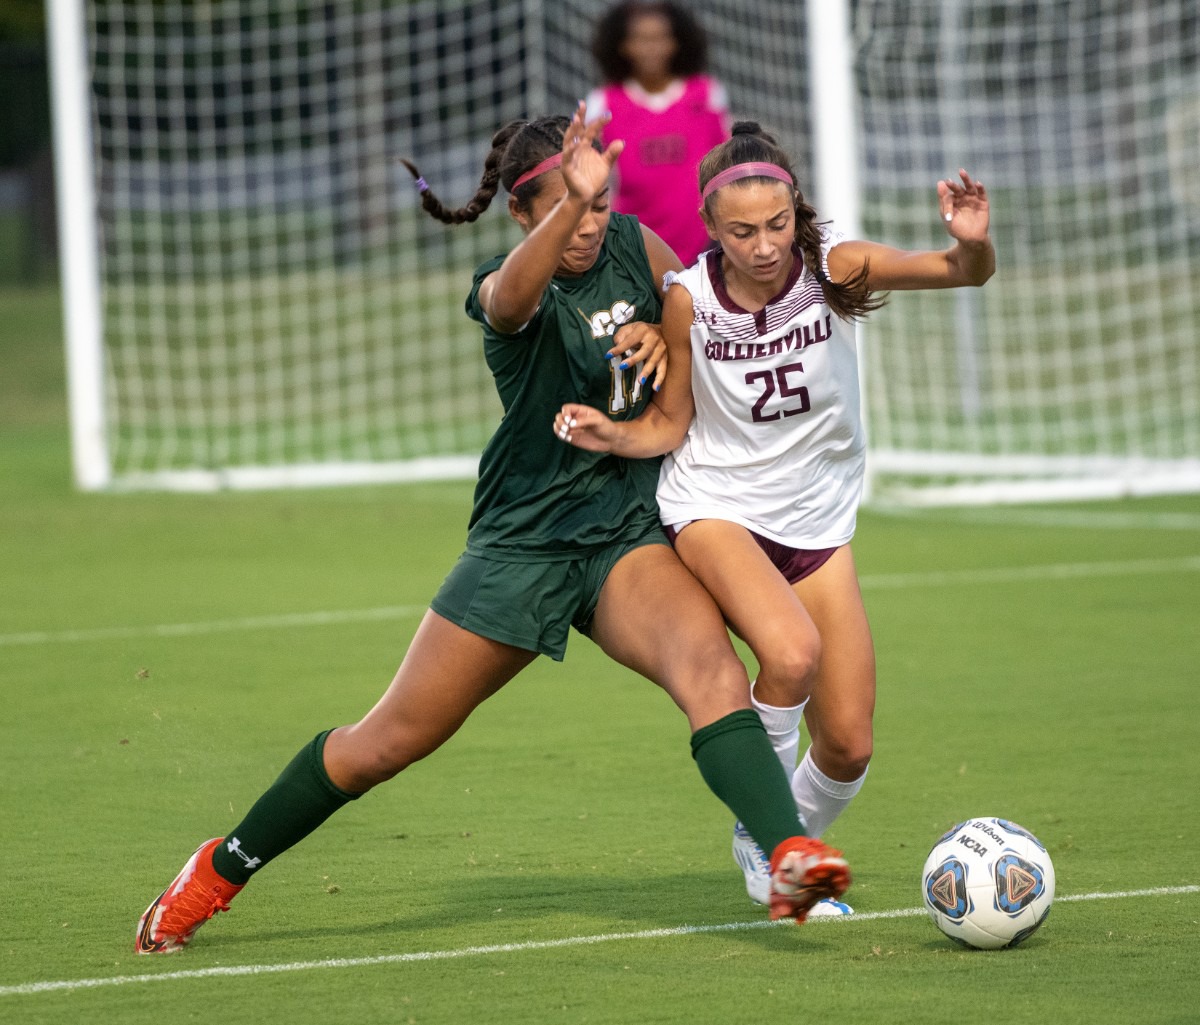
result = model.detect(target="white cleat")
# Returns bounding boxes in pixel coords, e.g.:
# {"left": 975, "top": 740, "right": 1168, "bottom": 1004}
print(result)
{"left": 734, "top": 823, "right": 855, "bottom": 919}
{"left": 807, "top": 897, "right": 854, "bottom": 916}
{"left": 732, "top": 821, "right": 772, "bottom": 905}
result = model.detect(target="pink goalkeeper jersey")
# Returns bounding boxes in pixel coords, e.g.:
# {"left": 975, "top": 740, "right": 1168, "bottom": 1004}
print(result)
{"left": 586, "top": 76, "right": 730, "bottom": 265}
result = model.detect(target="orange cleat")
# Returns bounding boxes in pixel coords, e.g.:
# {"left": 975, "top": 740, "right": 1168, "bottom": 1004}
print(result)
{"left": 135, "top": 838, "right": 244, "bottom": 954}
{"left": 767, "top": 836, "right": 851, "bottom": 923}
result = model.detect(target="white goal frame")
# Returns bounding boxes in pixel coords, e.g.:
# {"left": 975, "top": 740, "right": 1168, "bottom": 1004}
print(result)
{"left": 49, "top": 0, "right": 1200, "bottom": 502}
{"left": 48, "top": 0, "right": 108, "bottom": 490}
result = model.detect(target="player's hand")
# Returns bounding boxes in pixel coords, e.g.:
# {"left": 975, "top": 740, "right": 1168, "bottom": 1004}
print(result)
{"left": 553, "top": 403, "right": 619, "bottom": 452}
{"left": 608, "top": 322, "right": 667, "bottom": 392}
{"left": 561, "top": 101, "right": 624, "bottom": 206}
{"left": 938, "top": 169, "right": 989, "bottom": 244}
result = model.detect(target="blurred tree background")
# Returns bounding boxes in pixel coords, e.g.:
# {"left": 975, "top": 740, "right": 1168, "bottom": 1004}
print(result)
{"left": 0, "top": 0, "right": 55, "bottom": 284}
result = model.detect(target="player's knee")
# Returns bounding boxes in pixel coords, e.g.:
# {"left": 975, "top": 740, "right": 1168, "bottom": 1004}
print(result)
{"left": 759, "top": 635, "right": 822, "bottom": 699}
{"left": 816, "top": 729, "right": 872, "bottom": 780}
{"left": 841, "top": 747, "right": 872, "bottom": 781}
{"left": 673, "top": 641, "right": 751, "bottom": 706}
{"left": 337, "top": 722, "right": 436, "bottom": 788}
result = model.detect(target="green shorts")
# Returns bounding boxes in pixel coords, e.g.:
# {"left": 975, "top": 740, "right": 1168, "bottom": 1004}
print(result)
{"left": 430, "top": 527, "right": 669, "bottom": 661}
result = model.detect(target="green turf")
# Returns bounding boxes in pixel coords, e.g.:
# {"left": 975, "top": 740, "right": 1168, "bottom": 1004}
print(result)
{"left": 1, "top": 284, "right": 1198, "bottom": 1024}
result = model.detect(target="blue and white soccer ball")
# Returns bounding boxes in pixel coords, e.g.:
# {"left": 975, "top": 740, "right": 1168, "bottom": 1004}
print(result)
{"left": 921, "top": 817, "right": 1055, "bottom": 950}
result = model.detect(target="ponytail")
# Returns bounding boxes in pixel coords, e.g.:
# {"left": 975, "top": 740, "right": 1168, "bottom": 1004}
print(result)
{"left": 401, "top": 115, "right": 577, "bottom": 225}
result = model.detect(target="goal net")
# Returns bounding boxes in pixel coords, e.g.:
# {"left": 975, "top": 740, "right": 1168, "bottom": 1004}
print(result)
{"left": 853, "top": 0, "right": 1200, "bottom": 504}
{"left": 51, "top": 0, "right": 1200, "bottom": 501}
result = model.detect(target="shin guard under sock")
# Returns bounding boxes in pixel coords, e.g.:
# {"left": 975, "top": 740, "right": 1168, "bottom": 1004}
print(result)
{"left": 211, "top": 730, "right": 358, "bottom": 885}
{"left": 691, "top": 709, "right": 807, "bottom": 856}
{"left": 750, "top": 682, "right": 806, "bottom": 777}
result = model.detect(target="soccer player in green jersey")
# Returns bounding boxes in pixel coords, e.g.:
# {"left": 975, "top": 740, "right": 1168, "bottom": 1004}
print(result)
{"left": 135, "top": 104, "right": 850, "bottom": 955}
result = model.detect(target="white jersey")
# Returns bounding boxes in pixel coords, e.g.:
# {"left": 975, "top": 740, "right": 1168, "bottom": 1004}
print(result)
{"left": 657, "top": 230, "right": 865, "bottom": 548}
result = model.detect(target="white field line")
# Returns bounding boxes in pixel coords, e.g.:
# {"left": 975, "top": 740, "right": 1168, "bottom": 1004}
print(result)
{"left": 872, "top": 506, "right": 1200, "bottom": 532}
{"left": 1, "top": 885, "right": 1196, "bottom": 998}
{"left": 3, "top": 555, "right": 1199, "bottom": 648}
{"left": 0, "top": 605, "right": 427, "bottom": 647}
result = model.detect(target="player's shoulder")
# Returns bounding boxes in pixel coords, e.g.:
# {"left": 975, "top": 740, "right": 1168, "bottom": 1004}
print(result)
{"left": 606, "top": 212, "right": 649, "bottom": 260}
{"left": 672, "top": 250, "right": 714, "bottom": 292}
{"left": 465, "top": 253, "right": 509, "bottom": 321}
{"left": 684, "top": 74, "right": 728, "bottom": 113}
{"left": 662, "top": 274, "right": 695, "bottom": 312}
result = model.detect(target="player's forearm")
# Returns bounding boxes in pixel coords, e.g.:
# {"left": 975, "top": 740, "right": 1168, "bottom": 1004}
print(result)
{"left": 486, "top": 195, "right": 592, "bottom": 329}
{"left": 605, "top": 404, "right": 689, "bottom": 459}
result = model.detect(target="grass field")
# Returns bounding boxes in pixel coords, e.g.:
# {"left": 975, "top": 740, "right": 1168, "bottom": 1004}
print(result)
{"left": 1, "top": 284, "right": 1198, "bottom": 1024}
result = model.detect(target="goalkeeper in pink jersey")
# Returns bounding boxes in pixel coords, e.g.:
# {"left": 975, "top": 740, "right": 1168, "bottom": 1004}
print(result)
{"left": 586, "top": 2, "right": 731, "bottom": 265}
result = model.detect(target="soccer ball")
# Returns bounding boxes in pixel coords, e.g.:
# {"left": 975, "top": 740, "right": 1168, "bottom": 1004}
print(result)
{"left": 921, "top": 817, "right": 1055, "bottom": 950}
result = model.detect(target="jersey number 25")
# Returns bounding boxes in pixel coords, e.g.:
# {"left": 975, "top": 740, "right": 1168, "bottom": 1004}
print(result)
{"left": 745, "top": 361, "right": 810, "bottom": 422}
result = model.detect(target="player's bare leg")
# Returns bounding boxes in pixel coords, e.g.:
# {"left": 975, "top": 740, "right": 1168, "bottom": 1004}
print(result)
{"left": 672, "top": 519, "right": 822, "bottom": 712}
{"left": 793, "top": 545, "right": 875, "bottom": 835}
{"left": 591, "top": 543, "right": 851, "bottom": 921}
{"left": 137, "top": 612, "right": 535, "bottom": 953}
{"left": 325, "top": 611, "right": 537, "bottom": 791}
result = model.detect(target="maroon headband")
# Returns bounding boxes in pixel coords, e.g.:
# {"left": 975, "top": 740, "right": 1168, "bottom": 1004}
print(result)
{"left": 701, "top": 161, "right": 794, "bottom": 201}
{"left": 511, "top": 153, "right": 563, "bottom": 192}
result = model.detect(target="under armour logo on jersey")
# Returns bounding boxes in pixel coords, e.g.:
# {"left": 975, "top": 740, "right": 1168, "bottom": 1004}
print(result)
{"left": 226, "top": 837, "right": 262, "bottom": 870}
{"left": 588, "top": 300, "right": 636, "bottom": 339}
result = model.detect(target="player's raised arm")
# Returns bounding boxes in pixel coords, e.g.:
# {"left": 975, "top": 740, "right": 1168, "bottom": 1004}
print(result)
{"left": 829, "top": 169, "right": 994, "bottom": 292}
{"left": 481, "top": 103, "right": 624, "bottom": 333}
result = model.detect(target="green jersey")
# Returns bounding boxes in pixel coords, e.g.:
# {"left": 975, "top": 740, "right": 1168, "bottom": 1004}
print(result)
{"left": 463, "top": 213, "right": 664, "bottom": 560}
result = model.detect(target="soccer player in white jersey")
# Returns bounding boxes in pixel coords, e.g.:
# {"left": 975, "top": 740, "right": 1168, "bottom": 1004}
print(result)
{"left": 554, "top": 121, "right": 994, "bottom": 910}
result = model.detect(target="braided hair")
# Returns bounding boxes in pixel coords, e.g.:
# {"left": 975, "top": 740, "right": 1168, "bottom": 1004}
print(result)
{"left": 401, "top": 116, "right": 581, "bottom": 224}
{"left": 698, "top": 122, "right": 885, "bottom": 321}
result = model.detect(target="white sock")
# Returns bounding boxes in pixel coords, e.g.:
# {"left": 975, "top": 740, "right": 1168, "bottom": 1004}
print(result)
{"left": 750, "top": 681, "right": 806, "bottom": 778}
{"left": 790, "top": 746, "right": 868, "bottom": 839}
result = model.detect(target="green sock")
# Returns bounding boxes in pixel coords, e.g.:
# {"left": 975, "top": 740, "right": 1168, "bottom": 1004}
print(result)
{"left": 211, "top": 730, "right": 358, "bottom": 885}
{"left": 691, "top": 709, "right": 807, "bottom": 858}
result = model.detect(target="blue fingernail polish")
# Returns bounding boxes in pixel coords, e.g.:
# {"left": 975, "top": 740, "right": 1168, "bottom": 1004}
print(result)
{"left": 639, "top": 376, "right": 646, "bottom": 384}
{"left": 604, "top": 352, "right": 614, "bottom": 360}
{"left": 619, "top": 362, "right": 628, "bottom": 370}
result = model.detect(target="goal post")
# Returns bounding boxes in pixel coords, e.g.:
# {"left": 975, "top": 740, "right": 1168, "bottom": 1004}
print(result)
{"left": 51, "top": 0, "right": 1200, "bottom": 502}
{"left": 803, "top": 0, "right": 868, "bottom": 502}
{"left": 46, "top": 0, "right": 109, "bottom": 490}
{"left": 52, "top": 0, "right": 538, "bottom": 492}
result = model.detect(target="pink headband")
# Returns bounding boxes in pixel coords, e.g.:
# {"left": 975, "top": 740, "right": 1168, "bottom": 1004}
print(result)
{"left": 511, "top": 153, "right": 563, "bottom": 192}
{"left": 700, "top": 161, "right": 794, "bottom": 201}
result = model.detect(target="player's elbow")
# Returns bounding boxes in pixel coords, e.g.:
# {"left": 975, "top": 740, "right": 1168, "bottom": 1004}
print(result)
{"left": 641, "top": 414, "right": 690, "bottom": 458}
{"left": 485, "top": 298, "right": 536, "bottom": 334}
{"left": 664, "top": 420, "right": 690, "bottom": 454}
{"left": 955, "top": 243, "right": 995, "bottom": 287}
{"left": 968, "top": 257, "right": 995, "bottom": 287}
